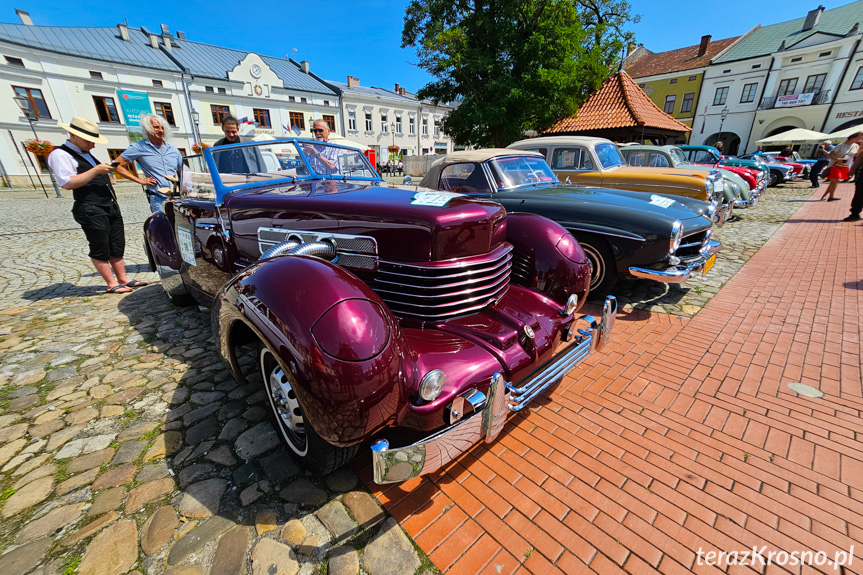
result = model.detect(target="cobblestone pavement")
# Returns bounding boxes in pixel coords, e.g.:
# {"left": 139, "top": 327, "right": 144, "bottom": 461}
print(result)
{"left": 0, "top": 179, "right": 813, "bottom": 575}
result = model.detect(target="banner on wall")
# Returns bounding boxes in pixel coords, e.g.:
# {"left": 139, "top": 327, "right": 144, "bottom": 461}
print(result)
{"left": 117, "top": 90, "right": 152, "bottom": 128}
{"left": 776, "top": 93, "right": 815, "bottom": 108}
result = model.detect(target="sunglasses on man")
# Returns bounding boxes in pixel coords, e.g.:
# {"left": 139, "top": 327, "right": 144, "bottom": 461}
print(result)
{"left": 311, "top": 128, "right": 326, "bottom": 134}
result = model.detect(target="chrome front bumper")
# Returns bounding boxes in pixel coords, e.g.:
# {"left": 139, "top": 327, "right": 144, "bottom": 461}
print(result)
{"left": 735, "top": 191, "right": 760, "bottom": 208}
{"left": 628, "top": 239, "right": 721, "bottom": 283}
{"left": 370, "top": 296, "right": 618, "bottom": 484}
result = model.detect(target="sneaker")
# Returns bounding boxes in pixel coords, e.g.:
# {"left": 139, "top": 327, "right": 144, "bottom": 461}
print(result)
{"left": 843, "top": 214, "right": 861, "bottom": 221}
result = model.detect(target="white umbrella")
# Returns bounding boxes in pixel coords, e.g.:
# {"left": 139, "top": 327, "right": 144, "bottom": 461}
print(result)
{"left": 755, "top": 128, "right": 828, "bottom": 145}
{"left": 826, "top": 123, "right": 863, "bottom": 141}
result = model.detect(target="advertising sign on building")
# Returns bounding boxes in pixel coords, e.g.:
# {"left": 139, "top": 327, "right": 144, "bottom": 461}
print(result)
{"left": 117, "top": 90, "right": 152, "bottom": 128}
{"left": 776, "top": 93, "right": 815, "bottom": 108}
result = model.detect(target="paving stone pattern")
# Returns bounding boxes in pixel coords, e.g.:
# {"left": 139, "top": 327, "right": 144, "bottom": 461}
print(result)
{"left": 0, "top": 179, "right": 829, "bottom": 575}
{"left": 0, "top": 186, "right": 426, "bottom": 574}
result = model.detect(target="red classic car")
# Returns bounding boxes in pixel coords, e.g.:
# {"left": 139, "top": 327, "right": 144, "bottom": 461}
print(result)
{"left": 143, "top": 140, "right": 616, "bottom": 483}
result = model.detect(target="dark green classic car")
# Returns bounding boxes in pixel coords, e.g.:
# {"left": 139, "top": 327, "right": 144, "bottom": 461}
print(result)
{"left": 419, "top": 150, "right": 721, "bottom": 294}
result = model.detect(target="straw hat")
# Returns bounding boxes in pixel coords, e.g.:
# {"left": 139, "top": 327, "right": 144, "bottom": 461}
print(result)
{"left": 58, "top": 117, "right": 108, "bottom": 144}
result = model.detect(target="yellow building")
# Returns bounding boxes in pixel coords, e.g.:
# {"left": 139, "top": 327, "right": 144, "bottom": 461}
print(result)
{"left": 625, "top": 35, "right": 742, "bottom": 144}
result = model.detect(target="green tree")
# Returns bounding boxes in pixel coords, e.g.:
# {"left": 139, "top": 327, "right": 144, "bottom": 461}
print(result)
{"left": 402, "top": 0, "right": 638, "bottom": 148}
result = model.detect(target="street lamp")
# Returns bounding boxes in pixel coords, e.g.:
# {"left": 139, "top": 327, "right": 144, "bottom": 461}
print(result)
{"left": 14, "top": 94, "right": 62, "bottom": 197}
{"left": 191, "top": 110, "right": 200, "bottom": 143}
{"left": 390, "top": 122, "right": 395, "bottom": 151}
{"left": 718, "top": 106, "right": 730, "bottom": 153}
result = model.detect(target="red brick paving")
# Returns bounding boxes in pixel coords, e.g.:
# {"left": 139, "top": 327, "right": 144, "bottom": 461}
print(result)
{"left": 359, "top": 186, "right": 863, "bottom": 573}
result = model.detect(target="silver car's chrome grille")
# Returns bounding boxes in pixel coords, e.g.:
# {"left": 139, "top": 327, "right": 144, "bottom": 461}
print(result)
{"left": 373, "top": 244, "right": 513, "bottom": 321}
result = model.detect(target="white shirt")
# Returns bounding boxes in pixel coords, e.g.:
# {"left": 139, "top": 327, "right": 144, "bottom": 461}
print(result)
{"left": 47, "top": 140, "right": 98, "bottom": 187}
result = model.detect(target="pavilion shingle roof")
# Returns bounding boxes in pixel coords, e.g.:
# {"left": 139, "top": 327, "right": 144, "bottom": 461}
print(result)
{"left": 627, "top": 36, "right": 740, "bottom": 78}
{"left": 546, "top": 72, "right": 691, "bottom": 134}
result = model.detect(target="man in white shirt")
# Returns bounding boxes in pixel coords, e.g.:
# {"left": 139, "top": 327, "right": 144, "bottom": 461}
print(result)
{"left": 48, "top": 117, "right": 147, "bottom": 294}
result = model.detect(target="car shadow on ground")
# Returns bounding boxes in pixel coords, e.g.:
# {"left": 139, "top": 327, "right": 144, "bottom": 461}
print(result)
{"left": 112, "top": 285, "right": 389, "bottom": 572}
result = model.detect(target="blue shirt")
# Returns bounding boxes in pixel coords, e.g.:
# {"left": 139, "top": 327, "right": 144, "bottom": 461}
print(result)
{"left": 307, "top": 144, "right": 342, "bottom": 175}
{"left": 121, "top": 138, "right": 183, "bottom": 193}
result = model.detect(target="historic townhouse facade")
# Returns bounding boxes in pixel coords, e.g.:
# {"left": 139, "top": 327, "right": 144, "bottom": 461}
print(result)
{"left": 325, "top": 75, "right": 454, "bottom": 161}
{"left": 0, "top": 12, "right": 340, "bottom": 186}
{"left": 626, "top": 34, "right": 742, "bottom": 144}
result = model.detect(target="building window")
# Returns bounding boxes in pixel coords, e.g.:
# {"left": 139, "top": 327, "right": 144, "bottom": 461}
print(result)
{"left": 322, "top": 115, "right": 335, "bottom": 131}
{"left": 211, "top": 104, "right": 231, "bottom": 124}
{"left": 253, "top": 108, "right": 271, "bottom": 128}
{"left": 218, "top": 87, "right": 226, "bottom": 95}
{"left": 434, "top": 118, "right": 440, "bottom": 136}
{"left": 804, "top": 73, "right": 826, "bottom": 94}
{"left": 688, "top": 75, "right": 697, "bottom": 81}
{"left": 155, "top": 102, "right": 176, "bottom": 126}
{"left": 5, "top": 56, "right": 24, "bottom": 67}
{"left": 395, "top": 114, "right": 402, "bottom": 133}
{"left": 851, "top": 67, "right": 863, "bottom": 90}
{"left": 152, "top": 79, "right": 163, "bottom": 87}
{"left": 751, "top": 64, "right": 762, "bottom": 70}
{"left": 347, "top": 110, "right": 357, "bottom": 131}
{"left": 301, "top": 97, "right": 307, "bottom": 103}
{"left": 289, "top": 111, "right": 305, "bottom": 130}
{"left": 790, "top": 57, "right": 802, "bottom": 63}
{"left": 381, "top": 112, "right": 388, "bottom": 132}
{"left": 205, "top": 86, "right": 214, "bottom": 93}
{"left": 409, "top": 116, "right": 416, "bottom": 135}
{"left": 713, "top": 86, "right": 729, "bottom": 106}
{"left": 681, "top": 92, "right": 695, "bottom": 113}
{"left": 663, "top": 95, "right": 676, "bottom": 114}
{"left": 669, "top": 78, "right": 677, "bottom": 84}
{"left": 93, "top": 96, "right": 120, "bottom": 123}
{"left": 12, "top": 86, "right": 51, "bottom": 118}
{"left": 365, "top": 111, "right": 373, "bottom": 131}
{"left": 819, "top": 51, "right": 832, "bottom": 58}
{"left": 323, "top": 100, "right": 330, "bottom": 106}
{"left": 288, "top": 96, "right": 295, "bottom": 102}
{"left": 89, "top": 71, "right": 103, "bottom": 80}
{"left": 722, "top": 69, "right": 731, "bottom": 74}
{"left": 740, "top": 83, "right": 758, "bottom": 103}
{"left": 422, "top": 116, "right": 428, "bottom": 135}
{"left": 777, "top": 78, "right": 797, "bottom": 97}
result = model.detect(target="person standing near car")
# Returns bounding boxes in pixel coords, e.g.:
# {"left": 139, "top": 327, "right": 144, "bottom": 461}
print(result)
{"left": 810, "top": 140, "right": 833, "bottom": 188}
{"left": 845, "top": 142, "right": 863, "bottom": 221}
{"left": 47, "top": 117, "right": 147, "bottom": 294}
{"left": 821, "top": 132, "right": 861, "bottom": 201}
{"left": 115, "top": 114, "right": 183, "bottom": 212}
{"left": 301, "top": 119, "right": 341, "bottom": 175}
{"left": 212, "top": 116, "right": 265, "bottom": 174}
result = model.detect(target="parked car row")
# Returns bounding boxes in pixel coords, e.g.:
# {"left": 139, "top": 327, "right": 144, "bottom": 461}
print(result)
{"left": 143, "top": 133, "right": 789, "bottom": 484}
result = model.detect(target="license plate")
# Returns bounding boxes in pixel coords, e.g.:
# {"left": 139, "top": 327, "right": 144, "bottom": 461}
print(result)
{"left": 703, "top": 253, "right": 716, "bottom": 276}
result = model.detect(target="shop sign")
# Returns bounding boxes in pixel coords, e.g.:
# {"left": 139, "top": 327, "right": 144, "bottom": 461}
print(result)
{"left": 776, "top": 93, "right": 815, "bottom": 108}
{"left": 117, "top": 90, "right": 152, "bottom": 128}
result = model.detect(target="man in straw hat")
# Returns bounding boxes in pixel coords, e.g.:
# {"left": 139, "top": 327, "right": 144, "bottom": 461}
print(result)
{"left": 48, "top": 117, "right": 147, "bottom": 294}
{"left": 115, "top": 113, "right": 183, "bottom": 213}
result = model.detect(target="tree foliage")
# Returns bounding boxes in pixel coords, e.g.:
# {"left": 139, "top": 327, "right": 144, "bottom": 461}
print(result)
{"left": 402, "top": 0, "right": 639, "bottom": 148}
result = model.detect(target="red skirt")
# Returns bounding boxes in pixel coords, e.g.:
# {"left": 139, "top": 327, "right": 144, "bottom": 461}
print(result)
{"left": 827, "top": 166, "right": 850, "bottom": 180}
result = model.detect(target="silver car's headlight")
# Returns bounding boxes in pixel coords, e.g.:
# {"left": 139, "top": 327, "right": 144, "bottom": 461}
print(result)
{"left": 670, "top": 220, "right": 683, "bottom": 254}
{"left": 419, "top": 369, "right": 446, "bottom": 401}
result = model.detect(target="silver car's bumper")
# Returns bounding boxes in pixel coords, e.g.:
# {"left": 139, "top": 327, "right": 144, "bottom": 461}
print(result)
{"left": 628, "top": 239, "right": 721, "bottom": 283}
{"left": 370, "top": 296, "right": 618, "bottom": 484}
{"left": 735, "top": 190, "right": 760, "bottom": 208}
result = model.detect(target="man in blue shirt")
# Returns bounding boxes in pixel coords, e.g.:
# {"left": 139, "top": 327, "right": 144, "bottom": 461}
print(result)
{"left": 116, "top": 114, "right": 184, "bottom": 212}
{"left": 301, "top": 119, "right": 341, "bottom": 175}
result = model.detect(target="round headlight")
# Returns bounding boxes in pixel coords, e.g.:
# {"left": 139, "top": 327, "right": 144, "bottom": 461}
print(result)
{"left": 419, "top": 369, "right": 446, "bottom": 401}
{"left": 669, "top": 220, "right": 683, "bottom": 254}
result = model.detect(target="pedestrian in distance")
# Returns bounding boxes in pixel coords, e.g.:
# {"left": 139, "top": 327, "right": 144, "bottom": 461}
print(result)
{"left": 47, "top": 117, "right": 147, "bottom": 294}
{"left": 821, "top": 132, "right": 861, "bottom": 201}
{"left": 115, "top": 114, "right": 183, "bottom": 212}
{"left": 715, "top": 141, "right": 724, "bottom": 155}
{"left": 810, "top": 140, "right": 833, "bottom": 188}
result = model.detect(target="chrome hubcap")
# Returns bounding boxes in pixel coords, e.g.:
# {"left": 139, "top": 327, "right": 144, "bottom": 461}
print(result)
{"left": 582, "top": 244, "right": 605, "bottom": 291}
{"left": 261, "top": 349, "right": 306, "bottom": 454}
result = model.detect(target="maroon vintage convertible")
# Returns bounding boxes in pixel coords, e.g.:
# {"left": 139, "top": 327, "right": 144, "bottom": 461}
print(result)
{"left": 143, "top": 140, "right": 616, "bottom": 483}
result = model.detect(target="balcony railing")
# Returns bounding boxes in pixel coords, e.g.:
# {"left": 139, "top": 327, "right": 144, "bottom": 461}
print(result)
{"left": 757, "top": 89, "right": 832, "bottom": 110}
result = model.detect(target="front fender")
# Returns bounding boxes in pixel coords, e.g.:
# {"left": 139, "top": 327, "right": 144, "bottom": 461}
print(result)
{"left": 143, "top": 211, "right": 181, "bottom": 270}
{"left": 505, "top": 212, "right": 591, "bottom": 307}
{"left": 213, "top": 255, "right": 407, "bottom": 447}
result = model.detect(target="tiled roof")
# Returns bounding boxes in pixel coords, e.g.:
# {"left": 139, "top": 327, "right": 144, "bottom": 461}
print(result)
{"left": 0, "top": 23, "right": 180, "bottom": 72}
{"left": 627, "top": 36, "right": 740, "bottom": 78}
{"left": 546, "top": 72, "right": 691, "bottom": 134}
{"left": 715, "top": 1, "right": 863, "bottom": 63}
{"left": 326, "top": 81, "right": 417, "bottom": 103}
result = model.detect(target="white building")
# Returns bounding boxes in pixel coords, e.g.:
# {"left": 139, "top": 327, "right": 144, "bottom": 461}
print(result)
{"left": 695, "top": 3, "right": 863, "bottom": 155}
{"left": 0, "top": 11, "right": 340, "bottom": 186}
{"left": 325, "top": 76, "right": 454, "bottom": 165}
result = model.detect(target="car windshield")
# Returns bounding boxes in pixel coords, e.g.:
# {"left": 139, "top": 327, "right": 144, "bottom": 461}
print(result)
{"left": 595, "top": 143, "right": 625, "bottom": 169}
{"left": 192, "top": 139, "right": 378, "bottom": 204}
{"left": 488, "top": 155, "right": 558, "bottom": 189}
{"left": 669, "top": 148, "right": 688, "bottom": 166}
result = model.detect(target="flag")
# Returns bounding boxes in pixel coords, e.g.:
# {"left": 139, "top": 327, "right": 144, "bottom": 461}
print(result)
{"left": 291, "top": 124, "right": 302, "bottom": 136}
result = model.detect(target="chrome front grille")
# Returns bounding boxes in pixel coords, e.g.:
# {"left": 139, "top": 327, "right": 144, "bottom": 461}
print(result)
{"left": 256, "top": 227, "right": 378, "bottom": 271}
{"left": 373, "top": 244, "right": 513, "bottom": 321}
{"left": 677, "top": 230, "right": 708, "bottom": 258}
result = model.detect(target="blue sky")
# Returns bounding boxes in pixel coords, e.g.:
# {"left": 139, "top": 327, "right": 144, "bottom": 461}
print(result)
{"left": 1, "top": 0, "right": 859, "bottom": 92}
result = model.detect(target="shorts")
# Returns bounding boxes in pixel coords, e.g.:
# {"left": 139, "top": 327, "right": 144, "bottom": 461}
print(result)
{"left": 71, "top": 201, "right": 125, "bottom": 261}
{"left": 827, "top": 166, "right": 850, "bottom": 180}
